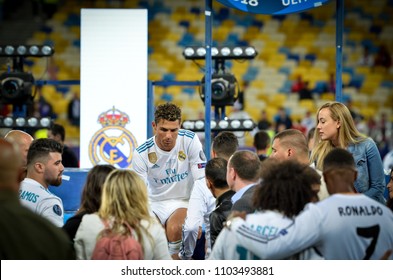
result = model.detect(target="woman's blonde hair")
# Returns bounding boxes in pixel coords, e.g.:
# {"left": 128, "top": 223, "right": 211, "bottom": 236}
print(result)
{"left": 98, "top": 169, "right": 153, "bottom": 250}
{"left": 310, "top": 102, "right": 365, "bottom": 169}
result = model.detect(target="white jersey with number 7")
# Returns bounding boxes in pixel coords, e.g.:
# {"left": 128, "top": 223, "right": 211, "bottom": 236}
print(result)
{"left": 232, "top": 194, "right": 393, "bottom": 259}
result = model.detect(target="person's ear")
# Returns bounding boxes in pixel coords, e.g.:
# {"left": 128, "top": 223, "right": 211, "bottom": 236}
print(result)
{"left": 34, "top": 162, "right": 45, "bottom": 174}
{"left": 206, "top": 178, "right": 212, "bottom": 190}
{"left": 353, "top": 169, "right": 358, "bottom": 181}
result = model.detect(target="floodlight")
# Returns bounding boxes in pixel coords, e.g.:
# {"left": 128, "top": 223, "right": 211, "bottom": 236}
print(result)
{"left": 183, "top": 46, "right": 257, "bottom": 60}
{"left": 181, "top": 118, "right": 256, "bottom": 132}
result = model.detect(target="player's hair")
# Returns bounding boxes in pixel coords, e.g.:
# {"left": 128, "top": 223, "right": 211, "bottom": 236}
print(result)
{"left": 78, "top": 164, "right": 116, "bottom": 214}
{"left": 205, "top": 158, "right": 228, "bottom": 189}
{"left": 273, "top": 129, "right": 309, "bottom": 157}
{"left": 49, "top": 123, "right": 66, "bottom": 142}
{"left": 253, "top": 159, "right": 316, "bottom": 218}
{"left": 253, "top": 130, "right": 270, "bottom": 150}
{"left": 212, "top": 131, "right": 239, "bottom": 160}
{"left": 322, "top": 148, "right": 356, "bottom": 172}
{"left": 228, "top": 150, "right": 261, "bottom": 181}
{"left": 310, "top": 102, "right": 365, "bottom": 169}
{"left": 154, "top": 103, "right": 181, "bottom": 124}
{"left": 27, "top": 138, "right": 63, "bottom": 166}
{"left": 307, "top": 127, "right": 315, "bottom": 145}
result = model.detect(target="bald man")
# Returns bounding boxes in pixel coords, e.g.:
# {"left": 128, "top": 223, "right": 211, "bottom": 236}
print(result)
{"left": 0, "top": 138, "right": 74, "bottom": 259}
{"left": 4, "top": 130, "right": 34, "bottom": 180}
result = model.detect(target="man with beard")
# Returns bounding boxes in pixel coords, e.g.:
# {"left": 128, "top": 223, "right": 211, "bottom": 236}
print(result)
{"left": 19, "top": 138, "right": 65, "bottom": 227}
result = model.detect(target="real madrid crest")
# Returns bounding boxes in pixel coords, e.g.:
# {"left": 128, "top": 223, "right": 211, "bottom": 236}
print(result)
{"left": 178, "top": 150, "right": 186, "bottom": 161}
{"left": 89, "top": 107, "right": 138, "bottom": 168}
{"left": 148, "top": 152, "right": 157, "bottom": 164}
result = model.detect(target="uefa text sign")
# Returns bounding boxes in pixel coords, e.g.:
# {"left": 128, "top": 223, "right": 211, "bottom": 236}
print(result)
{"left": 216, "top": 0, "right": 333, "bottom": 15}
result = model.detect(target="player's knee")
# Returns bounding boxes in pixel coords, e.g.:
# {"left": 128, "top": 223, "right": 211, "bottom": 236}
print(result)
{"left": 166, "top": 222, "right": 183, "bottom": 241}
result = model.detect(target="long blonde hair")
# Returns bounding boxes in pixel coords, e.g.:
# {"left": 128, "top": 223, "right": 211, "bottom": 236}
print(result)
{"left": 310, "top": 102, "right": 365, "bottom": 170}
{"left": 98, "top": 169, "right": 153, "bottom": 250}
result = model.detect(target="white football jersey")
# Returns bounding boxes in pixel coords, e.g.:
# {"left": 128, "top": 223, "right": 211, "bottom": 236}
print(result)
{"left": 180, "top": 178, "right": 216, "bottom": 259}
{"left": 232, "top": 194, "right": 393, "bottom": 259}
{"left": 19, "top": 178, "right": 64, "bottom": 227}
{"left": 210, "top": 210, "right": 323, "bottom": 260}
{"left": 132, "top": 129, "right": 206, "bottom": 202}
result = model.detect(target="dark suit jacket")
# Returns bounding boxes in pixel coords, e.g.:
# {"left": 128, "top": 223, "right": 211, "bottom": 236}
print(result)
{"left": 231, "top": 185, "right": 257, "bottom": 214}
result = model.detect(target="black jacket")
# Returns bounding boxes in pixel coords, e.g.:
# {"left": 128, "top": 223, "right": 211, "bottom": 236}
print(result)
{"left": 209, "top": 190, "right": 235, "bottom": 248}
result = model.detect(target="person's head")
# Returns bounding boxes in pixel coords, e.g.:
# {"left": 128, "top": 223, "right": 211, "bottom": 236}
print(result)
{"left": 259, "top": 110, "right": 267, "bottom": 120}
{"left": 153, "top": 103, "right": 182, "bottom": 151}
{"left": 211, "top": 131, "right": 239, "bottom": 160}
{"left": 227, "top": 150, "right": 261, "bottom": 191}
{"left": 315, "top": 102, "right": 362, "bottom": 147}
{"left": 0, "top": 138, "right": 23, "bottom": 193}
{"left": 307, "top": 127, "right": 316, "bottom": 151}
{"left": 26, "top": 138, "right": 64, "bottom": 188}
{"left": 270, "top": 129, "right": 309, "bottom": 163}
{"left": 253, "top": 130, "right": 271, "bottom": 152}
{"left": 322, "top": 148, "right": 357, "bottom": 195}
{"left": 4, "top": 130, "right": 34, "bottom": 168}
{"left": 99, "top": 169, "right": 152, "bottom": 242}
{"left": 47, "top": 123, "right": 65, "bottom": 143}
{"left": 78, "top": 164, "right": 116, "bottom": 214}
{"left": 205, "top": 157, "right": 228, "bottom": 198}
{"left": 311, "top": 102, "right": 364, "bottom": 170}
{"left": 253, "top": 159, "right": 316, "bottom": 218}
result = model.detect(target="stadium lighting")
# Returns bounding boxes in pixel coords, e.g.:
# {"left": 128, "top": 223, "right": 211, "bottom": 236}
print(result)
{"left": 183, "top": 46, "right": 257, "bottom": 60}
{"left": 0, "top": 116, "right": 53, "bottom": 129}
{"left": 181, "top": 118, "right": 256, "bottom": 132}
{"left": 0, "top": 44, "right": 54, "bottom": 57}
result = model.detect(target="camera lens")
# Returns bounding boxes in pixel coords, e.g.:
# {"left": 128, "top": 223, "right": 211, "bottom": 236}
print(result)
{"left": 211, "top": 81, "right": 226, "bottom": 100}
{"left": 2, "top": 79, "right": 20, "bottom": 96}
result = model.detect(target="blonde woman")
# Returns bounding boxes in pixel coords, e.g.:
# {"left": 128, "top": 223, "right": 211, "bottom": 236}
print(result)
{"left": 310, "top": 102, "right": 385, "bottom": 204}
{"left": 74, "top": 169, "right": 171, "bottom": 260}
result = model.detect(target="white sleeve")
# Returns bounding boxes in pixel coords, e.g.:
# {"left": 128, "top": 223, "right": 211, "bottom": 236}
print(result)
{"left": 74, "top": 220, "right": 88, "bottom": 260}
{"left": 37, "top": 197, "right": 64, "bottom": 227}
{"left": 232, "top": 203, "right": 323, "bottom": 259}
{"left": 150, "top": 223, "right": 172, "bottom": 260}
{"left": 187, "top": 134, "right": 206, "bottom": 181}
{"left": 131, "top": 151, "right": 149, "bottom": 186}
{"left": 179, "top": 179, "right": 207, "bottom": 259}
{"left": 74, "top": 214, "right": 103, "bottom": 260}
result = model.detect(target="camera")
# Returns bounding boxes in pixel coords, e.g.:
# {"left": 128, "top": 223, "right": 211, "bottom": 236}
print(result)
{"left": 0, "top": 71, "right": 35, "bottom": 105}
{"left": 200, "top": 73, "right": 238, "bottom": 107}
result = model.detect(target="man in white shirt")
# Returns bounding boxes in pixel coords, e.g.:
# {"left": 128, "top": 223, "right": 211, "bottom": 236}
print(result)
{"left": 178, "top": 131, "right": 239, "bottom": 260}
{"left": 19, "top": 138, "right": 65, "bottom": 227}
{"left": 132, "top": 103, "right": 206, "bottom": 258}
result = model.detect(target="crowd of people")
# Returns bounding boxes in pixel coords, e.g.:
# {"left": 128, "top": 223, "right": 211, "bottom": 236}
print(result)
{"left": 1, "top": 101, "right": 392, "bottom": 260}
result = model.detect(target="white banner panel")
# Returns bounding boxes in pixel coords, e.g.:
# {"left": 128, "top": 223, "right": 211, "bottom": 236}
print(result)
{"left": 80, "top": 9, "right": 147, "bottom": 168}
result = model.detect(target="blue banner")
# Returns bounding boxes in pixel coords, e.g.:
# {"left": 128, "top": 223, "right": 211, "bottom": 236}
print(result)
{"left": 216, "top": 0, "right": 333, "bottom": 15}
